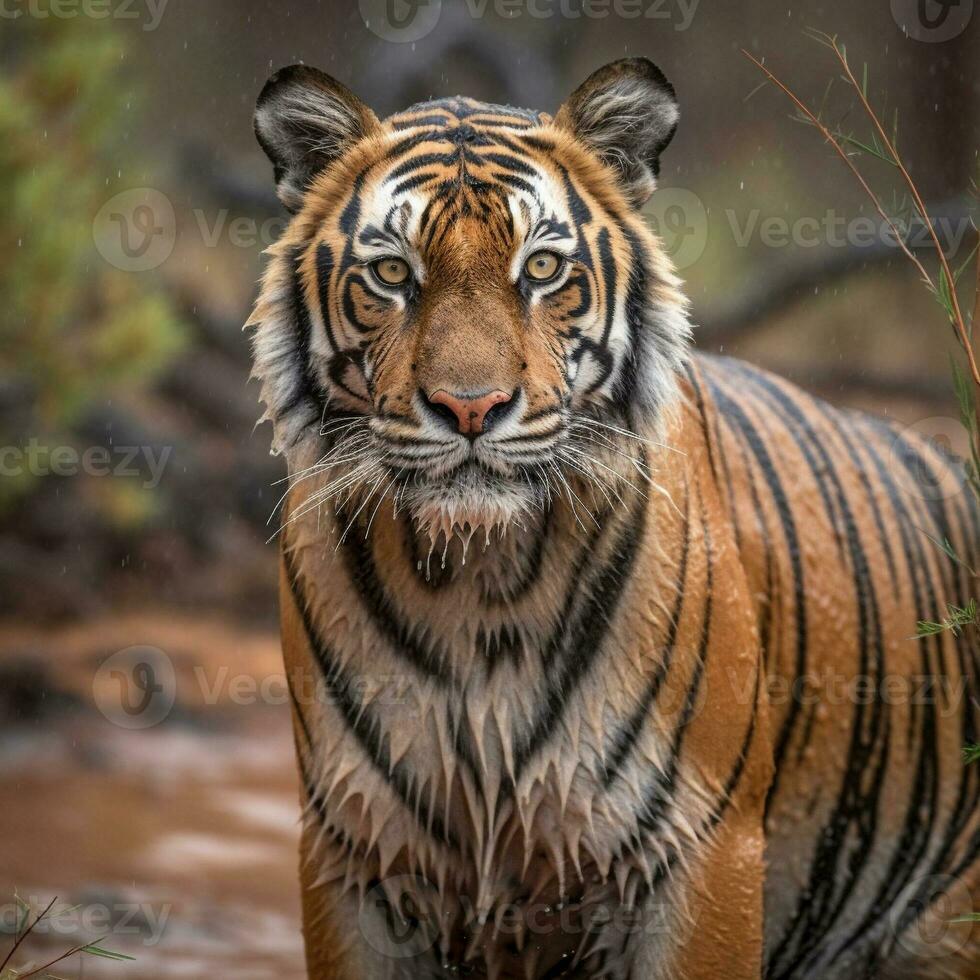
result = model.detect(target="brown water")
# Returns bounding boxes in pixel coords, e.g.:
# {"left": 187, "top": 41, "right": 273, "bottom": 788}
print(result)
{"left": 0, "top": 613, "right": 306, "bottom": 979}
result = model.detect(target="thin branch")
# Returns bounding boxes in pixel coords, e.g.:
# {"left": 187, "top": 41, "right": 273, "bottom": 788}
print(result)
{"left": 1, "top": 897, "right": 58, "bottom": 973}
{"left": 973, "top": 237, "right": 980, "bottom": 338}
{"left": 741, "top": 50, "right": 934, "bottom": 289}
{"left": 826, "top": 38, "right": 980, "bottom": 387}
{"left": 17, "top": 935, "right": 113, "bottom": 979}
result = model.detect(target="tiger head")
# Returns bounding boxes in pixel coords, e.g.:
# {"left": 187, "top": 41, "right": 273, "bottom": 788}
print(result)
{"left": 250, "top": 59, "right": 690, "bottom": 536}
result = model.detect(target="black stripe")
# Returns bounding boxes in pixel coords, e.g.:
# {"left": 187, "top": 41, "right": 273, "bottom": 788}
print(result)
{"left": 740, "top": 369, "right": 889, "bottom": 978}
{"left": 514, "top": 489, "right": 646, "bottom": 778}
{"left": 337, "top": 521, "right": 455, "bottom": 688}
{"left": 282, "top": 541, "right": 457, "bottom": 848}
{"left": 705, "top": 373, "right": 807, "bottom": 803}
{"left": 277, "top": 243, "right": 328, "bottom": 439}
{"left": 602, "top": 484, "right": 691, "bottom": 787}
{"left": 596, "top": 227, "right": 617, "bottom": 347}
{"left": 633, "top": 488, "right": 713, "bottom": 843}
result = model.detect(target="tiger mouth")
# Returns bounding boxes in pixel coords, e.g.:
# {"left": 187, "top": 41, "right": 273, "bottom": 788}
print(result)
{"left": 392, "top": 459, "right": 549, "bottom": 536}
{"left": 395, "top": 457, "right": 548, "bottom": 493}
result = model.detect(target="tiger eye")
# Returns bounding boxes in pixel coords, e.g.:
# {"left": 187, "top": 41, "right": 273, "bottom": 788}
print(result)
{"left": 524, "top": 251, "right": 562, "bottom": 282}
{"left": 373, "top": 257, "right": 410, "bottom": 285}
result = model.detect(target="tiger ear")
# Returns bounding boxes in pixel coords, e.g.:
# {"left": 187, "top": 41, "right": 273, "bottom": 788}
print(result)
{"left": 254, "top": 64, "right": 381, "bottom": 213}
{"left": 555, "top": 58, "right": 679, "bottom": 207}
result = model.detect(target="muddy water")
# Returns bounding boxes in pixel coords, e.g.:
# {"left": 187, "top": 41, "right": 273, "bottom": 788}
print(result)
{"left": 0, "top": 614, "right": 307, "bottom": 979}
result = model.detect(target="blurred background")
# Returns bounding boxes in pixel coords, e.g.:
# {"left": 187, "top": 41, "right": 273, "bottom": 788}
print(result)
{"left": 0, "top": 0, "right": 976, "bottom": 975}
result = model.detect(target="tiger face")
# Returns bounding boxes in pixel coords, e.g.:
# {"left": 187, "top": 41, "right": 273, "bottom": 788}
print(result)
{"left": 250, "top": 60, "right": 690, "bottom": 535}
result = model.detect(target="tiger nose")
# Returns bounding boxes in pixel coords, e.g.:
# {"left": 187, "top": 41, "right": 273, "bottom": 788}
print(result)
{"left": 427, "top": 389, "right": 512, "bottom": 435}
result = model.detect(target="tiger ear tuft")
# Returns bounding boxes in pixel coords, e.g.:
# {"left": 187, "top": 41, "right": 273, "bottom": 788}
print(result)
{"left": 254, "top": 64, "right": 381, "bottom": 213}
{"left": 555, "top": 58, "right": 679, "bottom": 207}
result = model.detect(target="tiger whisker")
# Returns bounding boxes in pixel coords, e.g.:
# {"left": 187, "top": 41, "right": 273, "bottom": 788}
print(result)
{"left": 336, "top": 466, "right": 391, "bottom": 548}
{"left": 365, "top": 470, "right": 404, "bottom": 539}
{"left": 272, "top": 454, "right": 387, "bottom": 541}
{"left": 577, "top": 416, "right": 684, "bottom": 455}
{"left": 560, "top": 444, "right": 649, "bottom": 499}
{"left": 568, "top": 425, "right": 651, "bottom": 471}
{"left": 548, "top": 460, "right": 599, "bottom": 530}
{"left": 272, "top": 438, "right": 374, "bottom": 492}
{"left": 556, "top": 449, "right": 623, "bottom": 511}
{"left": 266, "top": 436, "right": 379, "bottom": 526}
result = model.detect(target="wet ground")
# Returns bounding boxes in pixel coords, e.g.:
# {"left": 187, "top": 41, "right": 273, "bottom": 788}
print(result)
{"left": 0, "top": 613, "right": 305, "bottom": 979}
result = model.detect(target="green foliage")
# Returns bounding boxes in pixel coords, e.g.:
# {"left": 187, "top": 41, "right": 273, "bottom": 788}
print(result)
{"left": 0, "top": 18, "right": 186, "bottom": 505}
{"left": 1, "top": 893, "right": 135, "bottom": 979}
{"left": 950, "top": 355, "right": 980, "bottom": 500}
{"left": 915, "top": 599, "right": 979, "bottom": 639}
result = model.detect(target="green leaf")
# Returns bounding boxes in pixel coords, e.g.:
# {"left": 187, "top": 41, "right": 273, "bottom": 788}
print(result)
{"left": 79, "top": 944, "right": 135, "bottom": 962}
{"left": 953, "top": 241, "right": 979, "bottom": 283}
{"left": 950, "top": 355, "right": 976, "bottom": 435}
{"left": 936, "top": 264, "right": 956, "bottom": 319}
{"left": 915, "top": 598, "right": 978, "bottom": 638}
{"left": 832, "top": 130, "right": 897, "bottom": 166}
{"left": 917, "top": 526, "right": 978, "bottom": 576}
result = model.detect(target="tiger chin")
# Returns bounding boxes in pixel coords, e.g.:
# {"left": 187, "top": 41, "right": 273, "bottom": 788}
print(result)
{"left": 248, "top": 58, "right": 980, "bottom": 979}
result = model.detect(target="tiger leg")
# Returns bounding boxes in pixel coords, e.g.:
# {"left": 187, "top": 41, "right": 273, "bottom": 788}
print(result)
{"left": 298, "top": 827, "right": 365, "bottom": 979}
{"left": 649, "top": 811, "right": 767, "bottom": 980}
{"left": 299, "top": 839, "right": 448, "bottom": 979}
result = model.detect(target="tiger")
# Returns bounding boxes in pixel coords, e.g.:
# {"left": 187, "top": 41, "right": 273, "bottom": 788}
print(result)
{"left": 247, "top": 58, "right": 980, "bottom": 979}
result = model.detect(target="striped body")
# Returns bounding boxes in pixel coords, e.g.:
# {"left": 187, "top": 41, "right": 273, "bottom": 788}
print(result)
{"left": 249, "top": 60, "right": 980, "bottom": 978}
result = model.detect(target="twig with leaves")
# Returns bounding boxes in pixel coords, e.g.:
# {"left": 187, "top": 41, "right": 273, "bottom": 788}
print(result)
{"left": 743, "top": 32, "right": 979, "bottom": 760}
{"left": 743, "top": 31, "right": 979, "bottom": 404}
{"left": 1, "top": 893, "right": 134, "bottom": 980}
